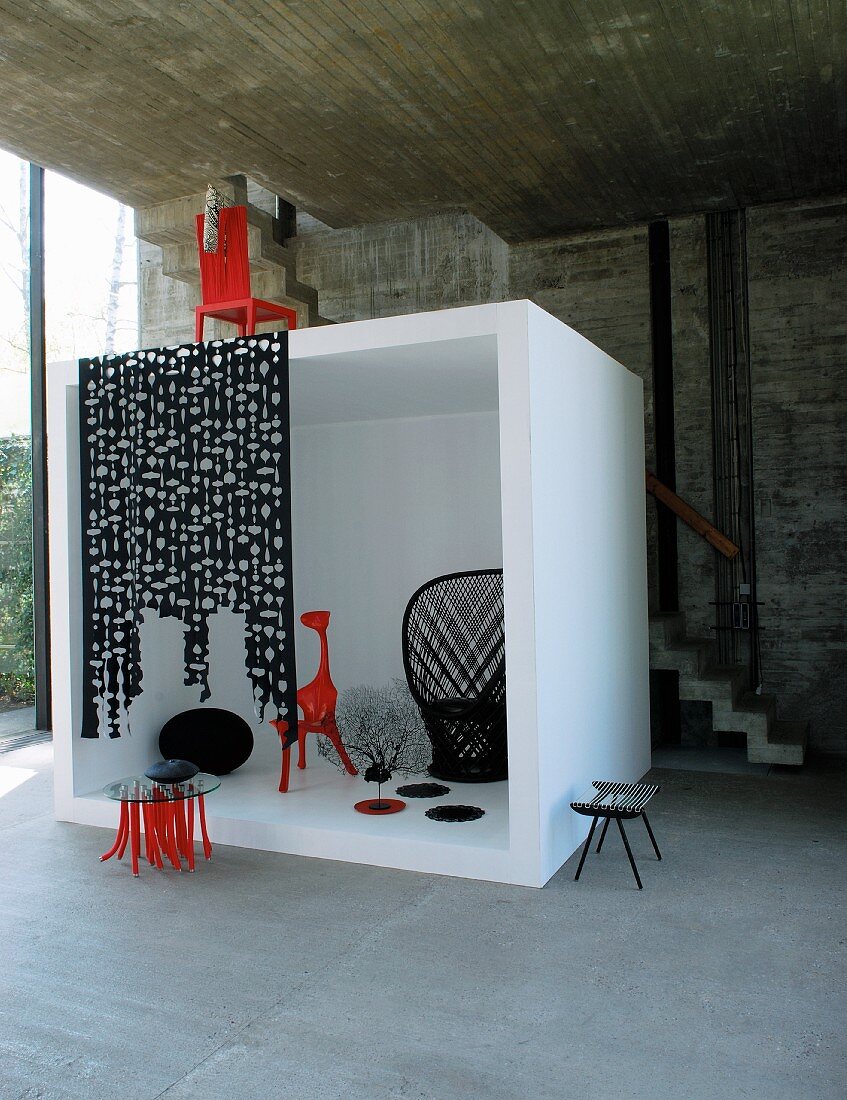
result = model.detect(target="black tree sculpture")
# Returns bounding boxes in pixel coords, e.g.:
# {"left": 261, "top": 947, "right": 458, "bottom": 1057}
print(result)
{"left": 318, "top": 680, "right": 430, "bottom": 813}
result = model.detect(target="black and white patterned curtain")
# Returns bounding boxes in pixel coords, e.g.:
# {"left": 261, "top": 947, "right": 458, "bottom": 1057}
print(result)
{"left": 79, "top": 334, "right": 297, "bottom": 741}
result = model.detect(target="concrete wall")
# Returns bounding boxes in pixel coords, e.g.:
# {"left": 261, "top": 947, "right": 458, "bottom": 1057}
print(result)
{"left": 509, "top": 226, "right": 658, "bottom": 610}
{"left": 746, "top": 196, "right": 847, "bottom": 753}
{"left": 294, "top": 212, "right": 509, "bottom": 322}
{"left": 664, "top": 198, "right": 847, "bottom": 752}
{"left": 668, "top": 215, "right": 714, "bottom": 642}
{"left": 137, "top": 193, "right": 847, "bottom": 752}
{"left": 138, "top": 238, "right": 197, "bottom": 349}
{"left": 138, "top": 234, "right": 301, "bottom": 350}
{"left": 139, "top": 238, "right": 238, "bottom": 348}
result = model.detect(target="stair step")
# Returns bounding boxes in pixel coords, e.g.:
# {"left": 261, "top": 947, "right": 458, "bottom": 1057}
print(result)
{"left": 713, "top": 709, "right": 769, "bottom": 738}
{"left": 648, "top": 615, "right": 809, "bottom": 765}
{"left": 678, "top": 663, "right": 747, "bottom": 704}
{"left": 735, "top": 692, "right": 778, "bottom": 719}
{"left": 136, "top": 179, "right": 248, "bottom": 246}
{"left": 648, "top": 612, "right": 685, "bottom": 648}
{"left": 282, "top": 275, "right": 320, "bottom": 314}
{"left": 710, "top": 693, "right": 775, "bottom": 743}
{"left": 138, "top": 185, "right": 324, "bottom": 328}
{"left": 652, "top": 638, "right": 713, "bottom": 677}
{"left": 747, "top": 719, "right": 809, "bottom": 766}
{"left": 162, "top": 235, "right": 298, "bottom": 286}
{"left": 769, "top": 719, "right": 809, "bottom": 746}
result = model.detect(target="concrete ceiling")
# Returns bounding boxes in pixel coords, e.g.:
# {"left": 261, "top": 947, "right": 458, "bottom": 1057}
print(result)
{"left": 0, "top": 1, "right": 843, "bottom": 240}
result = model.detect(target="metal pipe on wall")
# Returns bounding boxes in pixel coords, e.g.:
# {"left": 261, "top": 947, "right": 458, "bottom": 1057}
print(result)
{"left": 706, "top": 210, "right": 760, "bottom": 686}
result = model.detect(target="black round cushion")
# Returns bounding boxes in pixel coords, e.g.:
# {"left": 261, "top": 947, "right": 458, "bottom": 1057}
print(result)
{"left": 145, "top": 758, "right": 199, "bottom": 783}
{"left": 159, "top": 708, "right": 254, "bottom": 776}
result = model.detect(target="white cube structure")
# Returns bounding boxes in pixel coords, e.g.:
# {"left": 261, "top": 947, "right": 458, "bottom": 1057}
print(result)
{"left": 49, "top": 300, "right": 649, "bottom": 887}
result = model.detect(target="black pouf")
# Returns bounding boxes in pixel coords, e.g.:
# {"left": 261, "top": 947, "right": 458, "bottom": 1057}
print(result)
{"left": 145, "top": 758, "right": 199, "bottom": 783}
{"left": 425, "top": 804, "right": 485, "bottom": 822}
{"left": 396, "top": 782, "right": 451, "bottom": 799}
{"left": 159, "top": 708, "right": 253, "bottom": 776}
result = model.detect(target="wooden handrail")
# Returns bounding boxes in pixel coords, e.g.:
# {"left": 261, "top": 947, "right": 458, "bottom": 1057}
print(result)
{"left": 645, "top": 471, "right": 740, "bottom": 560}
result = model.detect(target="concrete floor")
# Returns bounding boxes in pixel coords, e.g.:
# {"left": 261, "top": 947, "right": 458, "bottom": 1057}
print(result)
{"left": 651, "top": 744, "right": 771, "bottom": 776}
{"left": 0, "top": 705, "right": 37, "bottom": 740}
{"left": 0, "top": 743, "right": 845, "bottom": 1100}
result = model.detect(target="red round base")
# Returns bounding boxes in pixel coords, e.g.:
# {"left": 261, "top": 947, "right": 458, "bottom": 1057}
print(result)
{"left": 354, "top": 798, "right": 406, "bottom": 816}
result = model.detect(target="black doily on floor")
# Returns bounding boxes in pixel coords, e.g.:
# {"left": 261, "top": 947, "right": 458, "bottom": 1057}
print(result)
{"left": 396, "top": 782, "right": 451, "bottom": 799}
{"left": 425, "top": 804, "right": 485, "bottom": 822}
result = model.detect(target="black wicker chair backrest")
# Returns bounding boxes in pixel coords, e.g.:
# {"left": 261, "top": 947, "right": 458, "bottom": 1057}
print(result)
{"left": 402, "top": 569, "right": 504, "bottom": 708}
{"left": 403, "top": 569, "right": 507, "bottom": 782}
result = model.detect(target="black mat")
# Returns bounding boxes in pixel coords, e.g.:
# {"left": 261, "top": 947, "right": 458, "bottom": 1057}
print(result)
{"left": 395, "top": 782, "right": 451, "bottom": 799}
{"left": 425, "top": 804, "right": 485, "bottom": 822}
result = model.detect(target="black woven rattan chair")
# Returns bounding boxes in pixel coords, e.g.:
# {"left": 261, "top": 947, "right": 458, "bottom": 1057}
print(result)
{"left": 402, "top": 569, "right": 507, "bottom": 782}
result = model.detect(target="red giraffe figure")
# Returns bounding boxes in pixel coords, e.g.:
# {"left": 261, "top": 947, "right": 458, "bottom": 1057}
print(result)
{"left": 270, "top": 611, "right": 358, "bottom": 793}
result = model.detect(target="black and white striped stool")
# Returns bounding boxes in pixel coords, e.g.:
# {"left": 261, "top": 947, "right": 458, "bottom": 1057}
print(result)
{"left": 570, "top": 780, "right": 661, "bottom": 890}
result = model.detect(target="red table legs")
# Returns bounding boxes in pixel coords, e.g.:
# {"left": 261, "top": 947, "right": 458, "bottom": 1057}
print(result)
{"left": 151, "top": 793, "right": 167, "bottom": 869}
{"left": 142, "top": 802, "right": 164, "bottom": 869}
{"left": 174, "top": 794, "right": 188, "bottom": 861}
{"left": 198, "top": 794, "right": 212, "bottom": 860}
{"left": 143, "top": 802, "right": 154, "bottom": 865}
{"left": 153, "top": 792, "right": 180, "bottom": 871}
{"left": 185, "top": 796, "right": 196, "bottom": 872}
{"left": 100, "top": 801, "right": 129, "bottom": 862}
{"left": 152, "top": 794, "right": 163, "bottom": 864}
{"left": 102, "top": 794, "right": 210, "bottom": 874}
{"left": 129, "top": 802, "right": 141, "bottom": 877}
{"left": 164, "top": 803, "right": 182, "bottom": 870}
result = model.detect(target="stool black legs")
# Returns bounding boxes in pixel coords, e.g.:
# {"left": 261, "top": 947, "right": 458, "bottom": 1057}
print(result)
{"left": 615, "top": 817, "right": 642, "bottom": 889}
{"left": 575, "top": 811, "right": 661, "bottom": 889}
{"left": 573, "top": 815, "right": 599, "bottom": 881}
{"left": 641, "top": 812, "right": 662, "bottom": 860}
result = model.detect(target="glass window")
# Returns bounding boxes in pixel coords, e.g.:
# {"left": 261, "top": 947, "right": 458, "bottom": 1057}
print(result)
{"left": 45, "top": 171, "right": 138, "bottom": 360}
{"left": 0, "top": 151, "right": 138, "bottom": 730}
{"left": 0, "top": 150, "right": 33, "bottom": 717}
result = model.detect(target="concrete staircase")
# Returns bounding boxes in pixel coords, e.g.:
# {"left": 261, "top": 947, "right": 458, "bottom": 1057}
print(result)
{"left": 649, "top": 612, "right": 808, "bottom": 765}
{"left": 135, "top": 176, "right": 329, "bottom": 328}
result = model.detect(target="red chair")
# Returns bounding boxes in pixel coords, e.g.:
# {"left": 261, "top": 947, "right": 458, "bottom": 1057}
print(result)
{"left": 194, "top": 205, "right": 297, "bottom": 340}
{"left": 270, "top": 611, "right": 358, "bottom": 793}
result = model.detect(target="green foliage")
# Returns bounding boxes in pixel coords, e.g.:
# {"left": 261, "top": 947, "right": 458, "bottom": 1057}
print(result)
{"left": 0, "top": 435, "right": 34, "bottom": 702}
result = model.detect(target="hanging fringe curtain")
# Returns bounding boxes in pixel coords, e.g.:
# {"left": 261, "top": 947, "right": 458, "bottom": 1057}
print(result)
{"left": 78, "top": 335, "right": 297, "bottom": 739}
{"left": 203, "top": 184, "right": 230, "bottom": 252}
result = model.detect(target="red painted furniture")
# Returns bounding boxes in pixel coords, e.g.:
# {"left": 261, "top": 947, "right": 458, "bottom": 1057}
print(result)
{"left": 100, "top": 774, "right": 219, "bottom": 876}
{"left": 194, "top": 205, "right": 297, "bottom": 341}
{"left": 270, "top": 611, "right": 358, "bottom": 792}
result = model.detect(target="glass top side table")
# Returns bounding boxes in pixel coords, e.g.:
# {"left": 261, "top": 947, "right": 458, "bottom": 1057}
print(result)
{"left": 103, "top": 774, "right": 221, "bottom": 802}
{"left": 101, "top": 773, "right": 220, "bottom": 876}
